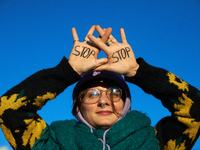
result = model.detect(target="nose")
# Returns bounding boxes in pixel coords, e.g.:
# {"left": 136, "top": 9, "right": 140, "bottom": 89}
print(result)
{"left": 98, "top": 91, "right": 110, "bottom": 106}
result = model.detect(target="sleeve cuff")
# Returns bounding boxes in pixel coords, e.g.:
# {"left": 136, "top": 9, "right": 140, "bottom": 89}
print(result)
{"left": 52, "top": 56, "right": 81, "bottom": 86}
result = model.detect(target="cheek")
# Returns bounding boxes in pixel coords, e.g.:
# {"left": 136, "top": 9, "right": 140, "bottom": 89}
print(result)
{"left": 114, "top": 100, "right": 124, "bottom": 113}
{"left": 80, "top": 104, "right": 95, "bottom": 118}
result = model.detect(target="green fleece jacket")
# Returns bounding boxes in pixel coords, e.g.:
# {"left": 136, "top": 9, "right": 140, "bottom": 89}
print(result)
{"left": 0, "top": 57, "right": 200, "bottom": 150}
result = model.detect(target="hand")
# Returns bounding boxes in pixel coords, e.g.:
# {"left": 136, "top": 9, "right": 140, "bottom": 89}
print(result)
{"left": 88, "top": 25, "right": 139, "bottom": 77}
{"left": 68, "top": 25, "right": 111, "bottom": 76}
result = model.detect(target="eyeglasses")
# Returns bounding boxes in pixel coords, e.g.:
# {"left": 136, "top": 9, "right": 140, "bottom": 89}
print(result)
{"left": 83, "top": 87, "right": 122, "bottom": 104}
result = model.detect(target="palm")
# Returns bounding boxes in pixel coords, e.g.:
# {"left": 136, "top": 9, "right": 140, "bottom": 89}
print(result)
{"left": 103, "top": 43, "right": 137, "bottom": 75}
{"left": 88, "top": 27, "right": 139, "bottom": 77}
{"left": 68, "top": 26, "right": 108, "bottom": 75}
{"left": 69, "top": 42, "right": 101, "bottom": 74}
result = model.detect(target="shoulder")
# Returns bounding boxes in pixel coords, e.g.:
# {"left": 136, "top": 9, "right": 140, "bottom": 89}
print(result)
{"left": 126, "top": 110, "right": 151, "bottom": 121}
{"left": 114, "top": 110, "right": 152, "bottom": 130}
{"left": 33, "top": 119, "right": 80, "bottom": 149}
{"left": 50, "top": 119, "right": 78, "bottom": 129}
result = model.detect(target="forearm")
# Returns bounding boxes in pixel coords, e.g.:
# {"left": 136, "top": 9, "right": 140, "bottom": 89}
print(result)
{"left": 126, "top": 58, "right": 200, "bottom": 149}
{"left": 0, "top": 56, "right": 81, "bottom": 149}
{"left": 126, "top": 58, "right": 200, "bottom": 116}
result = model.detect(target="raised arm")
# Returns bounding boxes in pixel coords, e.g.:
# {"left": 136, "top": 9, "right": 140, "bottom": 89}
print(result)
{"left": 0, "top": 56, "right": 80, "bottom": 149}
{"left": 126, "top": 58, "right": 200, "bottom": 149}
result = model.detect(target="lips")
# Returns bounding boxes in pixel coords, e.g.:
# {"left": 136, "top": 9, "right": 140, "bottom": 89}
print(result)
{"left": 96, "top": 110, "right": 113, "bottom": 115}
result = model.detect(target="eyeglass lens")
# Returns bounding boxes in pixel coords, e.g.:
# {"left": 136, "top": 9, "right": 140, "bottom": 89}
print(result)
{"left": 85, "top": 87, "right": 122, "bottom": 103}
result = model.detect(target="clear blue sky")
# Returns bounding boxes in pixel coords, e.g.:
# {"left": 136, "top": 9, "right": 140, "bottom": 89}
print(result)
{"left": 0, "top": 0, "right": 200, "bottom": 149}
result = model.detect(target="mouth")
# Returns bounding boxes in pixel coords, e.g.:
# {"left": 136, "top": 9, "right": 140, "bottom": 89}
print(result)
{"left": 96, "top": 111, "right": 113, "bottom": 115}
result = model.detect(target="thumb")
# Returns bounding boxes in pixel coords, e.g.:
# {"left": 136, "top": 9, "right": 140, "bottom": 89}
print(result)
{"left": 94, "top": 58, "right": 108, "bottom": 68}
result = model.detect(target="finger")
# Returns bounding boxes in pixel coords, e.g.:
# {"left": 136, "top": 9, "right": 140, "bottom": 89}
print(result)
{"left": 120, "top": 28, "right": 127, "bottom": 43}
{"left": 96, "top": 25, "right": 112, "bottom": 44}
{"left": 109, "top": 34, "right": 117, "bottom": 43}
{"left": 88, "top": 34, "right": 108, "bottom": 51}
{"left": 71, "top": 27, "right": 79, "bottom": 43}
{"left": 94, "top": 63, "right": 110, "bottom": 72}
{"left": 96, "top": 25, "right": 105, "bottom": 37}
{"left": 84, "top": 25, "right": 95, "bottom": 42}
{"left": 102, "top": 28, "right": 113, "bottom": 45}
{"left": 101, "top": 28, "right": 112, "bottom": 44}
{"left": 102, "top": 28, "right": 118, "bottom": 45}
{"left": 94, "top": 58, "right": 108, "bottom": 68}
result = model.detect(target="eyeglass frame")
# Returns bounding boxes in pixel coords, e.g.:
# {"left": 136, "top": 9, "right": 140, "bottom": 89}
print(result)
{"left": 82, "top": 87, "right": 122, "bottom": 104}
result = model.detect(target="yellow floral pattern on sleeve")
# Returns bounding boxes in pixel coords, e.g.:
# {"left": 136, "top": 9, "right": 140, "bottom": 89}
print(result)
{"left": 33, "top": 92, "right": 56, "bottom": 109}
{"left": 0, "top": 124, "right": 17, "bottom": 149}
{"left": 0, "top": 91, "right": 57, "bottom": 149}
{"left": 174, "top": 93, "right": 193, "bottom": 118}
{"left": 0, "top": 94, "right": 28, "bottom": 124}
{"left": 164, "top": 139, "right": 186, "bottom": 150}
{"left": 165, "top": 72, "right": 200, "bottom": 149}
{"left": 22, "top": 116, "right": 47, "bottom": 147}
{"left": 167, "top": 72, "right": 189, "bottom": 92}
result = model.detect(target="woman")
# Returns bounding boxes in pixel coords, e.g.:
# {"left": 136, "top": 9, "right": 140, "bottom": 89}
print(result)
{"left": 0, "top": 25, "right": 199, "bottom": 150}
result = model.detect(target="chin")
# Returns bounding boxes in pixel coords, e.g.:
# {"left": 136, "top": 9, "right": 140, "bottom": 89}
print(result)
{"left": 97, "top": 124, "right": 112, "bottom": 130}
{"left": 95, "top": 120, "right": 116, "bottom": 129}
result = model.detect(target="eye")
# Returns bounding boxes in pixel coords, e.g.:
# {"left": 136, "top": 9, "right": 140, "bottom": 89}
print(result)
{"left": 112, "top": 92, "right": 120, "bottom": 97}
{"left": 112, "top": 88, "right": 120, "bottom": 93}
{"left": 86, "top": 89, "right": 100, "bottom": 99}
{"left": 108, "top": 87, "right": 122, "bottom": 98}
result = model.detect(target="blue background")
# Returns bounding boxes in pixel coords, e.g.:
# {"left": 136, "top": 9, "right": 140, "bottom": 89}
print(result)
{"left": 0, "top": 0, "right": 200, "bottom": 149}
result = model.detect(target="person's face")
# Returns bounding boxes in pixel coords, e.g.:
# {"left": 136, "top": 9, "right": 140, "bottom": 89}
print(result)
{"left": 80, "top": 79, "right": 125, "bottom": 129}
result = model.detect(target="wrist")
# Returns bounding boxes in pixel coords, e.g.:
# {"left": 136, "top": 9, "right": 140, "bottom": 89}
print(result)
{"left": 68, "top": 60, "right": 82, "bottom": 76}
{"left": 125, "top": 63, "right": 140, "bottom": 77}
